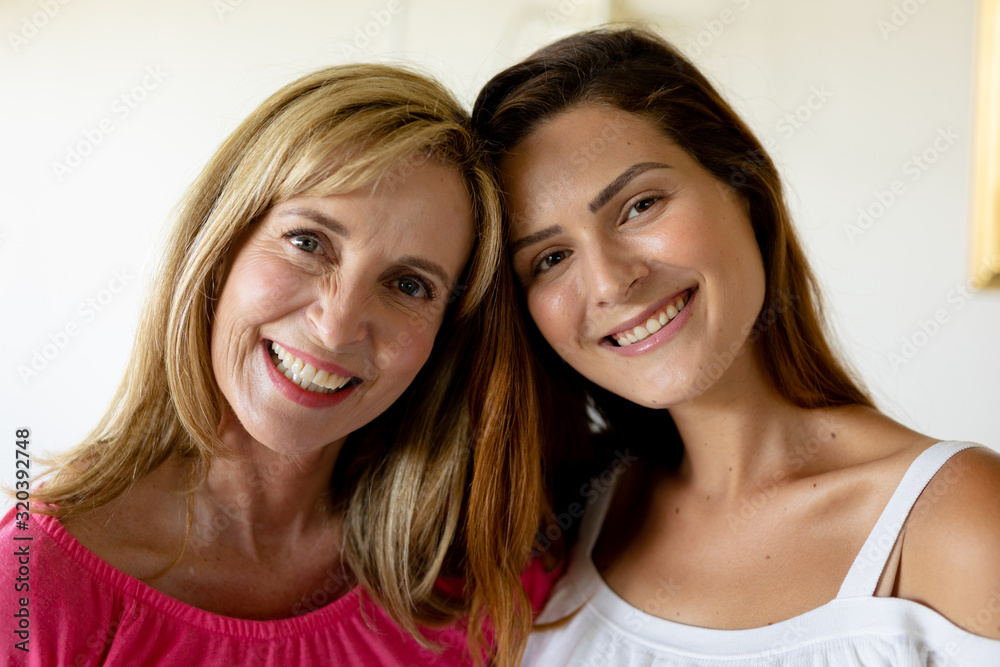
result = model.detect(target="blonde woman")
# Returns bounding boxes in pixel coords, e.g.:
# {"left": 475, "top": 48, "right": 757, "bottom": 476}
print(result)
{"left": 2, "top": 64, "right": 549, "bottom": 666}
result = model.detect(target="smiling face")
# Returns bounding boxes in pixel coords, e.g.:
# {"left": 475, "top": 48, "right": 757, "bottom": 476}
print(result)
{"left": 502, "top": 105, "right": 766, "bottom": 408}
{"left": 210, "top": 160, "right": 474, "bottom": 455}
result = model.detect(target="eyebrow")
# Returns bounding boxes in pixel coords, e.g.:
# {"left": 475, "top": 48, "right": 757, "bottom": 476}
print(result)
{"left": 510, "top": 225, "right": 564, "bottom": 256}
{"left": 281, "top": 208, "right": 451, "bottom": 286}
{"left": 588, "top": 162, "right": 672, "bottom": 213}
{"left": 279, "top": 207, "right": 349, "bottom": 238}
{"left": 397, "top": 255, "right": 452, "bottom": 288}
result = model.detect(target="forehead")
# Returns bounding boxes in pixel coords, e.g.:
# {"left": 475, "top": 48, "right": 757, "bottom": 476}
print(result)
{"left": 269, "top": 161, "right": 474, "bottom": 266}
{"left": 499, "top": 106, "right": 678, "bottom": 221}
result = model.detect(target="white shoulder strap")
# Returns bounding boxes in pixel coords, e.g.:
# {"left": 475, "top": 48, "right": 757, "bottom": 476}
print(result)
{"left": 837, "top": 441, "right": 978, "bottom": 598}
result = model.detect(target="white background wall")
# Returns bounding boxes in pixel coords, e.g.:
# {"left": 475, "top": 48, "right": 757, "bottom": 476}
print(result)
{"left": 2, "top": 0, "right": 998, "bottom": 499}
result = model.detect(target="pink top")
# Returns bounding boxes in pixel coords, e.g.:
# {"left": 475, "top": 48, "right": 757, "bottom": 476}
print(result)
{"left": 0, "top": 507, "right": 558, "bottom": 666}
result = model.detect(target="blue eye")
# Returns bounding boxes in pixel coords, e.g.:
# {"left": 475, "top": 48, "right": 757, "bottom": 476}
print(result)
{"left": 395, "top": 277, "right": 433, "bottom": 299}
{"left": 289, "top": 233, "right": 322, "bottom": 253}
{"left": 626, "top": 197, "right": 657, "bottom": 220}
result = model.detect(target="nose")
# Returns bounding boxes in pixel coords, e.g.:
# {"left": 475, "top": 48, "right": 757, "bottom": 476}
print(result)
{"left": 305, "top": 276, "right": 370, "bottom": 350}
{"left": 584, "top": 241, "right": 647, "bottom": 308}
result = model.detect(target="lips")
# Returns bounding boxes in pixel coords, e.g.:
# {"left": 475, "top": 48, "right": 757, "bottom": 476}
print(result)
{"left": 268, "top": 341, "right": 356, "bottom": 394}
{"left": 261, "top": 340, "right": 361, "bottom": 408}
{"left": 605, "top": 288, "right": 694, "bottom": 347}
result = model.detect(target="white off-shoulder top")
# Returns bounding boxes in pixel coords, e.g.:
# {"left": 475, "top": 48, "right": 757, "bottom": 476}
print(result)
{"left": 525, "top": 441, "right": 1000, "bottom": 666}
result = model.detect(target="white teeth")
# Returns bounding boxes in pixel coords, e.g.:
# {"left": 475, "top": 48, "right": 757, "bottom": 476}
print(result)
{"left": 612, "top": 293, "right": 690, "bottom": 347}
{"left": 298, "top": 363, "right": 317, "bottom": 386}
{"left": 267, "top": 342, "right": 355, "bottom": 394}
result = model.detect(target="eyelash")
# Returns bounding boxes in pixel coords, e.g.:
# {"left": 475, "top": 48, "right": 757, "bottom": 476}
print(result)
{"left": 285, "top": 229, "right": 327, "bottom": 255}
{"left": 285, "top": 230, "right": 438, "bottom": 301}
{"left": 532, "top": 250, "right": 571, "bottom": 276}
{"left": 391, "top": 274, "right": 438, "bottom": 301}
{"left": 625, "top": 195, "right": 660, "bottom": 221}
{"left": 526, "top": 194, "right": 664, "bottom": 278}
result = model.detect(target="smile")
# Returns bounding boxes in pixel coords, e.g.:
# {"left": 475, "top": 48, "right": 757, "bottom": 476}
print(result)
{"left": 610, "top": 290, "right": 692, "bottom": 347}
{"left": 267, "top": 341, "right": 358, "bottom": 394}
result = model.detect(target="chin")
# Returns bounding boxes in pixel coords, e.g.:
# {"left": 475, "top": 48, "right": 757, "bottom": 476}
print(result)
{"left": 232, "top": 412, "right": 347, "bottom": 458}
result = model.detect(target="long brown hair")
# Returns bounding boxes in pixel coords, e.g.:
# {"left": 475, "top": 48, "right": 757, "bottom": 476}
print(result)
{"left": 472, "top": 27, "right": 872, "bottom": 514}
{"left": 34, "top": 63, "right": 542, "bottom": 666}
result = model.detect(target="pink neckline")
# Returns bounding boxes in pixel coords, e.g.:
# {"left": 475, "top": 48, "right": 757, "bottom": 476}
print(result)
{"left": 35, "top": 510, "right": 368, "bottom": 639}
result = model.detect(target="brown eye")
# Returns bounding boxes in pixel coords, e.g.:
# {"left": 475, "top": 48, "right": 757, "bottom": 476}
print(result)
{"left": 537, "top": 250, "right": 570, "bottom": 273}
{"left": 626, "top": 197, "right": 658, "bottom": 220}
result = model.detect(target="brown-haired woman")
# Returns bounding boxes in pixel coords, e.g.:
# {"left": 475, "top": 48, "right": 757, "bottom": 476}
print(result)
{"left": 473, "top": 28, "right": 1000, "bottom": 665}
{"left": 1, "top": 63, "right": 550, "bottom": 666}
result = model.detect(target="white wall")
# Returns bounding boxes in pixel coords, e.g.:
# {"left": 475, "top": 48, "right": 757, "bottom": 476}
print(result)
{"left": 2, "top": 0, "right": 997, "bottom": 498}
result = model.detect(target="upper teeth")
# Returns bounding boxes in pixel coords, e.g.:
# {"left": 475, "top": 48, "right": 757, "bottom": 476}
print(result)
{"left": 269, "top": 342, "right": 353, "bottom": 394}
{"left": 612, "top": 296, "right": 687, "bottom": 347}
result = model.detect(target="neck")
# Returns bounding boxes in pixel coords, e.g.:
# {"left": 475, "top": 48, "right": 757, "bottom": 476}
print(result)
{"left": 667, "top": 346, "right": 841, "bottom": 497}
{"left": 192, "top": 412, "right": 347, "bottom": 556}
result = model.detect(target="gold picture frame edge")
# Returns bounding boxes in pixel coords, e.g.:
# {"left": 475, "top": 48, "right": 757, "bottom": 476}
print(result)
{"left": 972, "top": 0, "right": 1000, "bottom": 289}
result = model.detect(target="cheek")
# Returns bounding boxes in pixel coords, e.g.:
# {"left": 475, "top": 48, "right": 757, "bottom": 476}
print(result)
{"left": 229, "top": 263, "right": 310, "bottom": 326}
{"left": 372, "top": 310, "right": 441, "bottom": 379}
{"left": 527, "top": 285, "right": 586, "bottom": 353}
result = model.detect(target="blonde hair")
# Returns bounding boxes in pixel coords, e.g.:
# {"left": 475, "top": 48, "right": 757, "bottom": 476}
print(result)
{"left": 35, "top": 63, "right": 543, "bottom": 666}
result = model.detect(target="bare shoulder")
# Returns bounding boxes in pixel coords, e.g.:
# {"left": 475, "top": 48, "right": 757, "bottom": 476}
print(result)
{"left": 61, "top": 460, "right": 188, "bottom": 578}
{"left": 900, "top": 444, "right": 1000, "bottom": 638}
